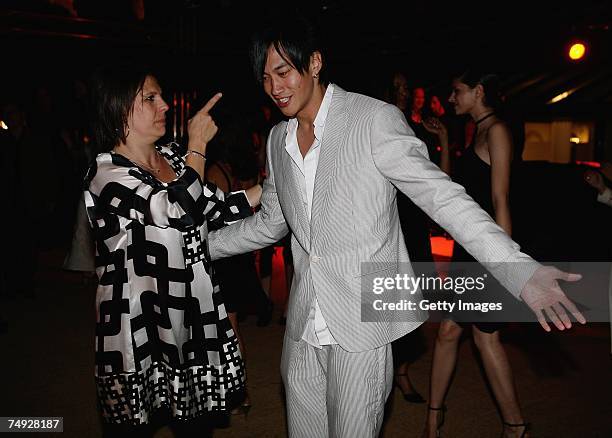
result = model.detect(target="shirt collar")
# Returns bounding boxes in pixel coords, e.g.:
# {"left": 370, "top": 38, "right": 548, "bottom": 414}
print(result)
{"left": 285, "top": 83, "right": 335, "bottom": 143}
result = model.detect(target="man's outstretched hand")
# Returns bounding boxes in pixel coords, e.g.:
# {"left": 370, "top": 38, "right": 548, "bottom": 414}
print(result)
{"left": 520, "top": 266, "right": 586, "bottom": 332}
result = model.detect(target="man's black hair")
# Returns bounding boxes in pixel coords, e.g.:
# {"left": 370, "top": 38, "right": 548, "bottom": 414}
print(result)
{"left": 249, "top": 12, "right": 329, "bottom": 86}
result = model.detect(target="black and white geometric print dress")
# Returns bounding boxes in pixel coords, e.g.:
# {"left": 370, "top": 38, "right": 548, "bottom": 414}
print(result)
{"left": 84, "top": 143, "right": 250, "bottom": 425}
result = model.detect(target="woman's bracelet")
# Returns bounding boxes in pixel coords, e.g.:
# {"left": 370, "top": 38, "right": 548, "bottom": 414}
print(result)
{"left": 185, "top": 149, "right": 206, "bottom": 160}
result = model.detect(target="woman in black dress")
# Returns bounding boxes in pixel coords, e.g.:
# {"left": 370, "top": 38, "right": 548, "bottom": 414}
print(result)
{"left": 423, "top": 71, "right": 529, "bottom": 438}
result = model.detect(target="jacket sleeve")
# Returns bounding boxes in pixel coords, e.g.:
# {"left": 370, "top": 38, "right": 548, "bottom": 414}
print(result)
{"left": 208, "top": 125, "right": 289, "bottom": 260}
{"left": 86, "top": 157, "right": 250, "bottom": 231}
{"left": 203, "top": 183, "right": 253, "bottom": 228}
{"left": 369, "top": 103, "right": 539, "bottom": 298}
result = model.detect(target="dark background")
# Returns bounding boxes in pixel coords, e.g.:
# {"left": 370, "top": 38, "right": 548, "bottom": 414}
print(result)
{"left": 2, "top": 0, "right": 612, "bottom": 116}
{"left": 1, "top": 0, "right": 611, "bottom": 260}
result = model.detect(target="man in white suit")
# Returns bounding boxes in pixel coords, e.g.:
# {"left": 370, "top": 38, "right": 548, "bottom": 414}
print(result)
{"left": 208, "top": 14, "right": 585, "bottom": 438}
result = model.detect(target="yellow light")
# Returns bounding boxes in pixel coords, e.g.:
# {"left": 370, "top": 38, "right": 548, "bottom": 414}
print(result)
{"left": 0, "top": 120, "right": 7, "bottom": 130}
{"left": 570, "top": 137, "right": 580, "bottom": 144}
{"left": 549, "top": 91, "right": 570, "bottom": 104}
{"left": 568, "top": 42, "right": 586, "bottom": 60}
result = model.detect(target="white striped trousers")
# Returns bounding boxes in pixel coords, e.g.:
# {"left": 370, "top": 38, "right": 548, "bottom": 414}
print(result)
{"left": 280, "top": 335, "right": 393, "bottom": 438}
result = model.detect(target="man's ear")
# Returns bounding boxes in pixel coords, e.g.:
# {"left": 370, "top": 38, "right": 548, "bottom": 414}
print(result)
{"left": 310, "top": 51, "right": 323, "bottom": 78}
{"left": 475, "top": 84, "right": 485, "bottom": 100}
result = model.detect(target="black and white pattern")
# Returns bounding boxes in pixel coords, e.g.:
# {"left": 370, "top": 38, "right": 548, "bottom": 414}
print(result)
{"left": 85, "top": 143, "right": 251, "bottom": 424}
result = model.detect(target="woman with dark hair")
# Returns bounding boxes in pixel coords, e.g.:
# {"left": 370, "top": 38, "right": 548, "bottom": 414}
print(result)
{"left": 84, "top": 65, "right": 261, "bottom": 437}
{"left": 408, "top": 86, "right": 441, "bottom": 165}
{"left": 423, "top": 71, "right": 530, "bottom": 438}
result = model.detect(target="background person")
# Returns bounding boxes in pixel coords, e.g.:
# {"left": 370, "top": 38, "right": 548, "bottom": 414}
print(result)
{"left": 424, "top": 71, "right": 529, "bottom": 438}
{"left": 206, "top": 115, "right": 274, "bottom": 414}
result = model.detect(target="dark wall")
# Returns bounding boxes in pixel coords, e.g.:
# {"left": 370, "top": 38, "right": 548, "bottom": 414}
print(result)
{"left": 512, "top": 162, "right": 611, "bottom": 261}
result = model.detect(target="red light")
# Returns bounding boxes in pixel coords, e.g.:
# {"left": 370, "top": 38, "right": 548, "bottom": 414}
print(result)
{"left": 575, "top": 161, "right": 600, "bottom": 168}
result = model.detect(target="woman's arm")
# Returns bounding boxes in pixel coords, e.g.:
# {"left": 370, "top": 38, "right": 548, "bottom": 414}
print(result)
{"left": 86, "top": 156, "right": 208, "bottom": 231}
{"left": 423, "top": 117, "right": 450, "bottom": 175}
{"left": 184, "top": 93, "right": 223, "bottom": 180}
{"left": 204, "top": 162, "right": 260, "bottom": 227}
{"left": 488, "top": 122, "right": 513, "bottom": 236}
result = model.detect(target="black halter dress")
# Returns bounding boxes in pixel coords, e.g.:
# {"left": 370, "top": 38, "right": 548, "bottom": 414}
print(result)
{"left": 449, "top": 113, "right": 507, "bottom": 333}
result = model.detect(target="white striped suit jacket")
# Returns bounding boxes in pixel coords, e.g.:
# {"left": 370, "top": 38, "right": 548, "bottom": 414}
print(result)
{"left": 209, "top": 85, "right": 539, "bottom": 352}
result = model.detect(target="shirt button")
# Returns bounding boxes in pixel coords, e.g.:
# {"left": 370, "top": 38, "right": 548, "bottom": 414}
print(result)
{"left": 310, "top": 255, "right": 321, "bottom": 263}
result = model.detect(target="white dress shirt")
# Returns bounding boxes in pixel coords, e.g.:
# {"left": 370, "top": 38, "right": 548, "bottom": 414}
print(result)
{"left": 284, "top": 84, "right": 338, "bottom": 348}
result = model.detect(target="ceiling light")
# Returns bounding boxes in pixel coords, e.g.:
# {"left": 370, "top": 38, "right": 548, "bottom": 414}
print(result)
{"left": 548, "top": 91, "right": 571, "bottom": 104}
{"left": 568, "top": 41, "right": 587, "bottom": 61}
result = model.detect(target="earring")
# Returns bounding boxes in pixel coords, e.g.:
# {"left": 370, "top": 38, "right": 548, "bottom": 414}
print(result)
{"left": 313, "top": 73, "right": 319, "bottom": 79}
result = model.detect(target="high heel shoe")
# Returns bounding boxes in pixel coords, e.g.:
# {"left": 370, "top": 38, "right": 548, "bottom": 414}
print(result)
{"left": 427, "top": 405, "right": 446, "bottom": 438}
{"left": 501, "top": 421, "right": 530, "bottom": 438}
{"left": 394, "top": 373, "right": 426, "bottom": 403}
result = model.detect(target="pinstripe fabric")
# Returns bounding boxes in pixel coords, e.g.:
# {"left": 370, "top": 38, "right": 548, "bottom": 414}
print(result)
{"left": 281, "top": 335, "right": 393, "bottom": 438}
{"left": 209, "top": 85, "right": 539, "bottom": 353}
{"left": 207, "top": 84, "right": 541, "bottom": 437}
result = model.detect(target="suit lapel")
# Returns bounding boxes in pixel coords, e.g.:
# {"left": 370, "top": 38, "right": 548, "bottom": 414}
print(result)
{"left": 277, "top": 127, "right": 311, "bottom": 250}
{"left": 310, "top": 86, "right": 349, "bottom": 242}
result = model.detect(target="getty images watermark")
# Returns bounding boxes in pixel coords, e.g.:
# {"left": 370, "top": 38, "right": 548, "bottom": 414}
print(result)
{"left": 360, "top": 262, "right": 612, "bottom": 323}
{"left": 372, "top": 271, "right": 499, "bottom": 312}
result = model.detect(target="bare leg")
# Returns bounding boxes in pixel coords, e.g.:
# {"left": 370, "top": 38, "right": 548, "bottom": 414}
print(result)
{"left": 260, "top": 275, "right": 271, "bottom": 298}
{"left": 472, "top": 326, "right": 528, "bottom": 437}
{"left": 423, "top": 320, "right": 463, "bottom": 438}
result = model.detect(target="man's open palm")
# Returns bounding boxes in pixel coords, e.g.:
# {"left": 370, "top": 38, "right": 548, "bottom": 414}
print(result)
{"left": 520, "top": 266, "right": 586, "bottom": 332}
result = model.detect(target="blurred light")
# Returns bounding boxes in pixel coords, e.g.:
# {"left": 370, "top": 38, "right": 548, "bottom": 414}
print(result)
{"left": 431, "top": 236, "right": 453, "bottom": 259}
{"left": 570, "top": 136, "right": 581, "bottom": 144}
{"left": 0, "top": 120, "right": 7, "bottom": 130}
{"left": 568, "top": 42, "right": 587, "bottom": 60}
{"left": 548, "top": 91, "right": 571, "bottom": 104}
{"left": 575, "top": 161, "right": 601, "bottom": 168}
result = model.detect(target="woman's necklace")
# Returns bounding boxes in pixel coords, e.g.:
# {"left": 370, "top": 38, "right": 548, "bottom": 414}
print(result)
{"left": 116, "top": 149, "right": 162, "bottom": 174}
{"left": 475, "top": 111, "right": 495, "bottom": 125}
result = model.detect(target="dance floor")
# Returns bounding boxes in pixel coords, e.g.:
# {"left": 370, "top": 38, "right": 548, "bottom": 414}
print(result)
{"left": 0, "top": 247, "right": 610, "bottom": 437}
